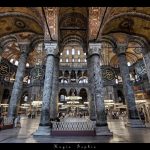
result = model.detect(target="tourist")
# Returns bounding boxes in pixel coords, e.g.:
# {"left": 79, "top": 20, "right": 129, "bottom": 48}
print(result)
{"left": 14, "top": 114, "right": 21, "bottom": 128}
{"left": 0, "top": 114, "right": 4, "bottom": 131}
{"left": 139, "top": 109, "right": 145, "bottom": 124}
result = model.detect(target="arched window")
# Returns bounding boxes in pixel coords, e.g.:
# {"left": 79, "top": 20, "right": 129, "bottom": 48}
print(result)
{"left": 66, "top": 58, "right": 69, "bottom": 62}
{"left": 15, "top": 60, "right": 18, "bottom": 66}
{"left": 26, "top": 63, "right": 29, "bottom": 67}
{"left": 10, "top": 59, "right": 14, "bottom": 63}
{"left": 78, "top": 50, "right": 80, "bottom": 55}
{"left": 66, "top": 50, "right": 69, "bottom": 55}
{"left": 72, "top": 48, "right": 75, "bottom": 55}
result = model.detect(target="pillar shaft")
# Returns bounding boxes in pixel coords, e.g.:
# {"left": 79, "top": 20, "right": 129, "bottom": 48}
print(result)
{"left": 118, "top": 53, "right": 140, "bottom": 119}
{"left": 143, "top": 52, "right": 150, "bottom": 83}
{"left": 88, "top": 43, "right": 107, "bottom": 126}
{"left": 40, "top": 43, "right": 58, "bottom": 126}
{"left": 0, "top": 46, "right": 3, "bottom": 62}
{"left": 8, "top": 44, "right": 29, "bottom": 117}
{"left": 50, "top": 56, "right": 59, "bottom": 119}
{"left": 87, "top": 56, "right": 96, "bottom": 120}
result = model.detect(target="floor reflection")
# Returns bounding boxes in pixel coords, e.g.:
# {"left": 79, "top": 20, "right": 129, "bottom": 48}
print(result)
{"left": 0, "top": 116, "right": 150, "bottom": 143}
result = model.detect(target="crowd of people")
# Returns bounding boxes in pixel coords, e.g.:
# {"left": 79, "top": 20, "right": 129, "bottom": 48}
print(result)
{"left": 106, "top": 108, "right": 146, "bottom": 125}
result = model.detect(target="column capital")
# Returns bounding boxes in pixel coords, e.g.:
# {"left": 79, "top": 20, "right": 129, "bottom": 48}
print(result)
{"left": 18, "top": 42, "right": 31, "bottom": 54}
{"left": 88, "top": 43, "right": 101, "bottom": 56}
{"left": 44, "top": 42, "right": 58, "bottom": 56}
{"left": 115, "top": 43, "right": 128, "bottom": 55}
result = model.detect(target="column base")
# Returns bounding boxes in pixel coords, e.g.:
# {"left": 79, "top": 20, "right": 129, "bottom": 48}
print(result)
{"left": 33, "top": 126, "right": 51, "bottom": 136}
{"left": 125, "top": 119, "right": 146, "bottom": 128}
{"left": 95, "top": 126, "right": 113, "bottom": 136}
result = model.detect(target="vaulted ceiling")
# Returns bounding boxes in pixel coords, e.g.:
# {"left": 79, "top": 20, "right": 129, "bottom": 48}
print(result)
{"left": 58, "top": 7, "right": 88, "bottom": 52}
{"left": 0, "top": 7, "right": 150, "bottom": 67}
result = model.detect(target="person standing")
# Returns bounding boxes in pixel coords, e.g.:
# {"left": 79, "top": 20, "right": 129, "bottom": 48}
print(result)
{"left": 14, "top": 114, "right": 21, "bottom": 128}
{"left": 0, "top": 114, "right": 4, "bottom": 131}
{"left": 139, "top": 109, "right": 145, "bottom": 124}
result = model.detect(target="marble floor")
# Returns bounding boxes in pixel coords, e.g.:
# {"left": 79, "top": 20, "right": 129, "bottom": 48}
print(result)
{"left": 0, "top": 116, "right": 150, "bottom": 143}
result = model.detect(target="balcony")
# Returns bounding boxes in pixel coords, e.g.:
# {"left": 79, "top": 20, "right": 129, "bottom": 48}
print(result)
{"left": 59, "top": 82, "right": 89, "bottom": 88}
{"left": 60, "top": 62, "right": 87, "bottom": 69}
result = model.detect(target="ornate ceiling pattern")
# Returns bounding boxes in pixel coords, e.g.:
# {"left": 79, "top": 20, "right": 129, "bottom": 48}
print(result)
{"left": 0, "top": 7, "right": 149, "bottom": 69}
{"left": 88, "top": 7, "right": 106, "bottom": 41}
{"left": 99, "top": 7, "right": 150, "bottom": 41}
{"left": 44, "top": 7, "right": 58, "bottom": 40}
{"left": 58, "top": 7, "right": 88, "bottom": 52}
{"left": 0, "top": 7, "right": 43, "bottom": 39}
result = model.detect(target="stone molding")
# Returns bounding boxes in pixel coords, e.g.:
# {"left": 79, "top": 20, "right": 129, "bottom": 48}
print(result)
{"left": 44, "top": 42, "right": 58, "bottom": 56}
{"left": 0, "top": 35, "right": 17, "bottom": 49}
{"left": 18, "top": 42, "right": 31, "bottom": 54}
{"left": 31, "top": 35, "right": 44, "bottom": 49}
{"left": 88, "top": 43, "right": 101, "bottom": 56}
{"left": 115, "top": 43, "right": 128, "bottom": 55}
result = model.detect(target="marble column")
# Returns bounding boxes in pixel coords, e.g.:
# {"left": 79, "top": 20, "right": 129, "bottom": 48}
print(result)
{"left": 143, "top": 52, "right": 150, "bottom": 83}
{"left": 69, "top": 71, "right": 71, "bottom": 83}
{"left": 116, "top": 43, "right": 145, "bottom": 127}
{"left": 86, "top": 56, "right": 96, "bottom": 120}
{"left": 0, "top": 46, "right": 3, "bottom": 62}
{"left": 39, "top": 43, "right": 58, "bottom": 126}
{"left": 34, "top": 43, "right": 58, "bottom": 136}
{"left": 7, "top": 43, "right": 30, "bottom": 118}
{"left": 88, "top": 43, "right": 112, "bottom": 135}
{"left": 50, "top": 55, "right": 59, "bottom": 120}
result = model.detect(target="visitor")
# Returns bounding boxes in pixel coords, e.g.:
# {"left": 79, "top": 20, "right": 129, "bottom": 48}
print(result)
{"left": 0, "top": 114, "right": 4, "bottom": 131}
{"left": 14, "top": 114, "right": 21, "bottom": 128}
{"left": 139, "top": 109, "right": 145, "bottom": 124}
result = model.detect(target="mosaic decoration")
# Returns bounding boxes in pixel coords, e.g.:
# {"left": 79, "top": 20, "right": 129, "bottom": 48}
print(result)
{"left": 15, "top": 19, "right": 26, "bottom": 28}
{"left": 45, "top": 7, "right": 58, "bottom": 40}
{"left": 0, "top": 60, "right": 10, "bottom": 76}
{"left": 135, "top": 61, "right": 147, "bottom": 76}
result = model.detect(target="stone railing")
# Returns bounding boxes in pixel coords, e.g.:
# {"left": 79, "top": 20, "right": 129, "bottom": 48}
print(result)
{"left": 60, "top": 62, "right": 87, "bottom": 68}
{"left": 3, "top": 117, "right": 14, "bottom": 125}
{"left": 0, "top": 117, "right": 14, "bottom": 130}
{"left": 52, "top": 121, "right": 96, "bottom": 131}
{"left": 59, "top": 82, "right": 89, "bottom": 88}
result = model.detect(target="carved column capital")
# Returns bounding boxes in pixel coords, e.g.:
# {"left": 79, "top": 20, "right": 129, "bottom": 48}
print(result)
{"left": 18, "top": 42, "right": 31, "bottom": 54}
{"left": 88, "top": 43, "right": 101, "bottom": 56}
{"left": 44, "top": 42, "right": 58, "bottom": 56}
{"left": 115, "top": 43, "right": 128, "bottom": 55}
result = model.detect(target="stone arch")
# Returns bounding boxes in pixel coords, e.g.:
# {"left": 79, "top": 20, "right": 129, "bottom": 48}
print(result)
{"left": 128, "top": 35, "right": 150, "bottom": 55}
{"left": 1, "top": 89, "right": 10, "bottom": 104}
{"left": 59, "top": 88, "right": 67, "bottom": 102}
{"left": 100, "top": 35, "right": 117, "bottom": 51}
{"left": 101, "top": 12, "right": 150, "bottom": 42}
{"left": 20, "top": 91, "right": 29, "bottom": 105}
{"left": 69, "top": 88, "right": 77, "bottom": 96}
{"left": 79, "top": 88, "right": 88, "bottom": 104}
